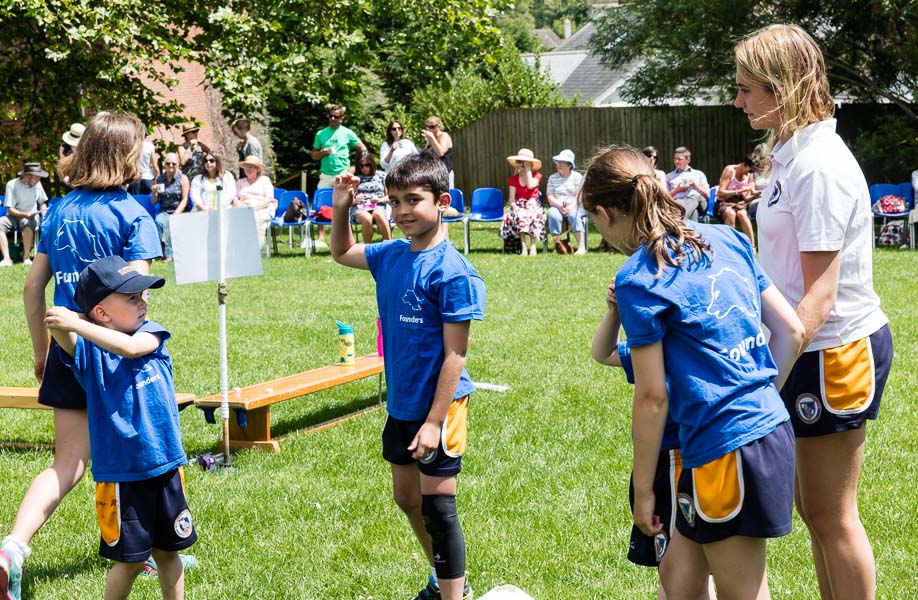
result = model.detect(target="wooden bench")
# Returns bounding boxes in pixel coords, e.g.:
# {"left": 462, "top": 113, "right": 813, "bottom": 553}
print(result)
{"left": 0, "top": 387, "right": 196, "bottom": 410}
{"left": 194, "top": 354, "right": 385, "bottom": 453}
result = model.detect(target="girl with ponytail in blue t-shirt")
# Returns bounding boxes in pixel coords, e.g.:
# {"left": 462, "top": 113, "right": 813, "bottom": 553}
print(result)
{"left": 581, "top": 145, "right": 804, "bottom": 599}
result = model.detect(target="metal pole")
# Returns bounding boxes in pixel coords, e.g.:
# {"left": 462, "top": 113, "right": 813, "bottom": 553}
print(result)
{"left": 217, "top": 188, "right": 232, "bottom": 466}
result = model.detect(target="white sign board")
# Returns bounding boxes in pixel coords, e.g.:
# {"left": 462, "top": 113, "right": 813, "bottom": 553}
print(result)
{"left": 170, "top": 208, "right": 263, "bottom": 285}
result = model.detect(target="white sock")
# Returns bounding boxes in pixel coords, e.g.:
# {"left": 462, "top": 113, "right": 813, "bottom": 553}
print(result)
{"left": 2, "top": 535, "right": 31, "bottom": 567}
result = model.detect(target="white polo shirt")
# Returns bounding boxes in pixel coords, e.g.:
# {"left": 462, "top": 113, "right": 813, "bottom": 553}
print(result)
{"left": 758, "top": 119, "right": 887, "bottom": 352}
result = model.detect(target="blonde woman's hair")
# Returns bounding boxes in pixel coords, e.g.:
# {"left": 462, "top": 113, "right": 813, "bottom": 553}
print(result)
{"left": 735, "top": 24, "right": 834, "bottom": 155}
{"left": 58, "top": 111, "right": 144, "bottom": 189}
{"left": 580, "top": 146, "right": 712, "bottom": 277}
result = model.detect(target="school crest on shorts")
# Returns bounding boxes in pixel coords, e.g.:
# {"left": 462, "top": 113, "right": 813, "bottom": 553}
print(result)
{"left": 654, "top": 533, "right": 668, "bottom": 562}
{"left": 796, "top": 393, "right": 822, "bottom": 424}
{"left": 174, "top": 509, "right": 194, "bottom": 539}
{"left": 677, "top": 493, "right": 696, "bottom": 528}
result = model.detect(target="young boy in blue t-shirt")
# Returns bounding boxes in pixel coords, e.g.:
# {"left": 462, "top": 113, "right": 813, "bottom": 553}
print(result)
{"left": 44, "top": 255, "right": 195, "bottom": 600}
{"left": 331, "top": 152, "right": 485, "bottom": 600}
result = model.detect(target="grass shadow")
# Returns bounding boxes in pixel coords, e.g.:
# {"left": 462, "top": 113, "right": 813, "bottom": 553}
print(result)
{"left": 270, "top": 391, "right": 386, "bottom": 439}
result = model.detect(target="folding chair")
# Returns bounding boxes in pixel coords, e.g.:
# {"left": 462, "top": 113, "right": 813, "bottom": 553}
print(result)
{"left": 898, "top": 182, "right": 917, "bottom": 250}
{"left": 304, "top": 188, "right": 333, "bottom": 256}
{"left": 463, "top": 188, "right": 504, "bottom": 254}
{"left": 271, "top": 191, "right": 309, "bottom": 255}
{"left": 869, "top": 183, "right": 909, "bottom": 247}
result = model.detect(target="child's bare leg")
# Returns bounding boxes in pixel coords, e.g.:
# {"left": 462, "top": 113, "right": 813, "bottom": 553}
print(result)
{"left": 103, "top": 560, "right": 145, "bottom": 600}
{"left": 152, "top": 548, "right": 185, "bottom": 600}
{"left": 420, "top": 474, "right": 463, "bottom": 600}
{"left": 703, "top": 535, "right": 768, "bottom": 600}
{"left": 373, "top": 210, "right": 392, "bottom": 240}
{"left": 659, "top": 528, "right": 711, "bottom": 600}
{"left": 391, "top": 463, "right": 434, "bottom": 565}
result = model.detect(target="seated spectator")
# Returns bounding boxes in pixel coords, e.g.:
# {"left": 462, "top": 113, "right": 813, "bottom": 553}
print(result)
{"left": 666, "top": 146, "right": 710, "bottom": 220}
{"left": 717, "top": 155, "right": 758, "bottom": 250}
{"left": 546, "top": 149, "right": 586, "bottom": 255}
{"left": 748, "top": 143, "right": 770, "bottom": 219}
{"left": 129, "top": 137, "right": 158, "bottom": 195}
{"left": 190, "top": 152, "right": 236, "bottom": 211}
{"left": 151, "top": 153, "right": 190, "bottom": 262}
{"left": 379, "top": 119, "right": 418, "bottom": 172}
{"left": 641, "top": 146, "right": 668, "bottom": 188}
{"left": 233, "top": 155, "right": 275, "bottom": 250}
{"left": 231, "top": 118, "right": 265, "bottom": 178}
{"left": 1, "top": 163, "right": 48, "bottom": 266}
{"left": 500, "top": 148, "right": 546, "bottom": 256}
{"left": 351, "top": 152, "right": 391, "bottom": 243}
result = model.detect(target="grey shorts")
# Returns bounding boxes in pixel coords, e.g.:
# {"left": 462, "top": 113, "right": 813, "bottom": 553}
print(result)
{"left": 0, "top": 215, "right": 38, "bottom": 232}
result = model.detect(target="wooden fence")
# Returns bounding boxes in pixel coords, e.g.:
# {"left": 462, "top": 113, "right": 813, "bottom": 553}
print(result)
{"left": 450, "top": 104, "right": 903, "bottom": 195}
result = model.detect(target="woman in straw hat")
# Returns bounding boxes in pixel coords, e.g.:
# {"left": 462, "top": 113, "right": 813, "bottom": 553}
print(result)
{"left": 59, "top": 123, "right": 85, "bottom": 160}
{"left": 499, "top": 148, "right": 546, "bottom": 256}
{"left": 177, "top": 123, "right": 210, "bottom": 180}
{"left": 233, "top": 155, "right": 276, "bottom": 250}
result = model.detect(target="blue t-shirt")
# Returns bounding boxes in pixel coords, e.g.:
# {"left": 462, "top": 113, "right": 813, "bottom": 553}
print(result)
{"left": 615, "top": 223, "right": 788, "bottom": 468}
{"left": 62, "top": 321, "right": 187, "bottom": 482}
{"left": 618, "top": 342, "right": 680, "bottom": 452}
{"left": 365, "top": 239, "right": 486, "bottom": 421}
{"left": 38, "top": 188, "right": 162, "bottom": 311}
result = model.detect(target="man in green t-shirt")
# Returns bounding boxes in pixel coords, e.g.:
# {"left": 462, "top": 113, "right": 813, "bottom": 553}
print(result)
{"left": 311, "top": 106, "right": 367, "bottom": 246}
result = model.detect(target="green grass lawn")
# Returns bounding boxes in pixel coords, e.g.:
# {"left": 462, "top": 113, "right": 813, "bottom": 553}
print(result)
{"left": 0, "top": 224, "right": 915, "bottom": 599}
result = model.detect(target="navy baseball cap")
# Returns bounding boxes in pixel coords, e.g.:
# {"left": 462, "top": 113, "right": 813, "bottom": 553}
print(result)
{"left": 75, "top": 255, "right": 165, "bottom": 313}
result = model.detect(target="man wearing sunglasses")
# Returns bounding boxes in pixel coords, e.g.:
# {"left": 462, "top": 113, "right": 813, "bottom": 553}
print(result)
{"left": 311, "top": 105, "right": 367, "bottom": 246}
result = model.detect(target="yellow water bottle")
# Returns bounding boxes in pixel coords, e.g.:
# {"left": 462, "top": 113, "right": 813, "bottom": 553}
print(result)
{"left": 337, "top": 320, "right": 355, "bottom": 366}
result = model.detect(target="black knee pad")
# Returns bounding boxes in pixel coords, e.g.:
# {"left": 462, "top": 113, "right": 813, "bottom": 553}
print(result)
{"left": 421, "top": 494, "right": 465, "bottom": 580}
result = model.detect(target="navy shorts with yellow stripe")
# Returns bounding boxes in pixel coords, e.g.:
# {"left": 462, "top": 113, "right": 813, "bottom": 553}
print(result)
{"left": 675, "top": 421, "right": 794, "bottom": 545}
{"left": 382, "top": 396, "right": 469, "bottom": 477}
{"left": 781, "top": 324, "right": 893, "bottom": 437}
{"left": 628, "top": 448, "right": 681, "bottom": 567}
{"left": 95, "top": 467, "right": 197, "bottom": 563}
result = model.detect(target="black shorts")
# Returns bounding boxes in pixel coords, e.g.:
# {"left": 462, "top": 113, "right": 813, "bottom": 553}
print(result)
{"left": 38, "top": 338, "right": 88, "bottom": 410}
{"left": 95, "top": 468, "right": 196, "bottom": 563}
{"left": 675, "top": 421, "right": 794, "bottom": 545}
{"left": 628, "top": 448, "right": 681, "bottom": 567}
{"left": 382, "top": 396, "right": 469, "bottom": 477}
{"left": 781, "top": 324, "right": 893, "bottom": 437}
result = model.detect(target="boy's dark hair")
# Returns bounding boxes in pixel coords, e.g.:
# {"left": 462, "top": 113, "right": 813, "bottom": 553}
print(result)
{"left": 385, "top": 150, "right": 449, "bottom": 197}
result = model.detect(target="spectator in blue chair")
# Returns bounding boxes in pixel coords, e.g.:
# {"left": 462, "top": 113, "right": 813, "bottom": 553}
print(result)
{"left": 351, "top": 152, "right": 391, "bottom": 243}
{"left": 666, "top": 147, "right": 710, "bottom": 220}
{"left": 500, "top": 148, "right": 546, "bottom": 256}
{"left": 1, "top": 163, "right": 49, "bottom": 266}
{"left": 546, "top": 149, "right": 586, "bottom": 255}
{"left": 716, "top": 154, "right": 758, "bottom": 250}
{"left": 190, "top": 152, "right": 235, "bottom": 211}
{"left": 151, "top": 152, "right": 190, "bottom": 263}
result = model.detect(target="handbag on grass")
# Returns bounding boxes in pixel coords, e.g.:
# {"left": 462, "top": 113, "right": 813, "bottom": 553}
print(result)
{"left": 502, "top": 236, "right": 522, "bottom": 254}
{"left": 555, "top": 234, "right": 574, "bottom": 255}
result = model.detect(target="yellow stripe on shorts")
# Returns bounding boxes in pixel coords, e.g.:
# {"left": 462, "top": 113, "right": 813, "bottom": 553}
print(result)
{"left": 442, "top": 396, "right": 469, "bottom": 458}
{"left": 692, "top": 450, "right": 744, "bottom": 523}
{"left": 95, "top": 482, "right": 121, "bottom": 547}
{"left": 821, "top": 337, "right": 875, "bottom": 414}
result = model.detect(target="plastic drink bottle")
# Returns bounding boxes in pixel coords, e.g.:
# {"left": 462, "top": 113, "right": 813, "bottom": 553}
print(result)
{"left": 337, "top": 320, "right": 355, "bottom": 366}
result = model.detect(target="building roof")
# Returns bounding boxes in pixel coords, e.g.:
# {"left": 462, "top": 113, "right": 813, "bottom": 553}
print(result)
{"left": 531, "top": 28, "right": 563, "bottom": 51}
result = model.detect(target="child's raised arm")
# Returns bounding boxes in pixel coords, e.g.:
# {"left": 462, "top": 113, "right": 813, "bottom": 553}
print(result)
{"left": 760, "top": 285, "right": 805, "bottom": 391}
{"left": 45, "top": 307, "right": 161, "bottom": 359}
{"left": 591, "top": 278, "right": 623, "bottom": 367}
{"left": 330, "top": 174, "right": 369, "bottom": 270}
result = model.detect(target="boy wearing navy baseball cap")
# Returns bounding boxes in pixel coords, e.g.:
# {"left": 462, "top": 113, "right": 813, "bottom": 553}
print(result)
{"left": 45, "top": 255, "right": 195, "bottom": 600}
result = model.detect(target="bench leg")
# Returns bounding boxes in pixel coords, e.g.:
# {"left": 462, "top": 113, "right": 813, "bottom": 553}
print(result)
{"left": 223, "top": 406, "right": 280, "bottom": 453}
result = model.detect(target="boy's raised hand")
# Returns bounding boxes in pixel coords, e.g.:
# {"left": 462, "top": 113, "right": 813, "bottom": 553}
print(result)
{"left": 45, "top": 306, "right": 84, "bottom": 332}
{"left": 332, "top": 174, "right": 360, "bottom": 210}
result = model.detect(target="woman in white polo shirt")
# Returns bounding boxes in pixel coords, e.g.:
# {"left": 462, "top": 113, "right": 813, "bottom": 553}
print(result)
{"left": 734, "top": 25, "right": 893, "bottom": 600}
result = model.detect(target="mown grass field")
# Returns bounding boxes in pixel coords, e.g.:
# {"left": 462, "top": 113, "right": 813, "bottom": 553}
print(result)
{"left": 0, "top": 223, "right": 915, "bottom": 599}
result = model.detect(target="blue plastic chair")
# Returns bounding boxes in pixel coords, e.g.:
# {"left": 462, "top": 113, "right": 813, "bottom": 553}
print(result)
{"left": 444, "top": 189, "right": 465, "bottom": 224}
{"left": 898, "top": 182, "right": 917, "bottom": 250}
{"left": 700, "top": 186, "right": 718, "bottom": 223}
{"left": 133, "top": 194, "right": 157, "bottom": 219}
{"left": 273, "top": 187, "right": 287, "bottom": 201}
{"left": 271, "top": 190, "right": 309, "bottom": 255}
{"left": 463, "top": 187, "right": 504, "bottom": 254}
{"left": 304, "top": 188, "right": 333, "bottom": 256}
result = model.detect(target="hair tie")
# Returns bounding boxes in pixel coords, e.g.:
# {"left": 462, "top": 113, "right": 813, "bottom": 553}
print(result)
{"left": 630, "top": 174, "right": 641, "bottom": 189}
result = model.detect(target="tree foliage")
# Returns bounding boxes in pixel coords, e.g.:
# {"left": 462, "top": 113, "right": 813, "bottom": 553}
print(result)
{"left": 590, "top": 1, "right": 918, "bottom": 117}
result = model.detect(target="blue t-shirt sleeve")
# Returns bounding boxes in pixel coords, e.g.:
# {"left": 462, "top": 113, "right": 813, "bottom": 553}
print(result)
{"left": 123, "top": 213, "right": 163, "bottom": 261}
{"left": 439, "top": 273, "right": 486, "bottom": 323}
{"left": 63, "top": 337, "right": 88, "bottom": 375}
{"left": 615, "top": 273, "right": 669, "bottom": 348}
{"left": 617, "top": 342, "right": 635, "bottom": 384}
{"left": 139, "top": 320, "right": 172, "bottom": 346}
